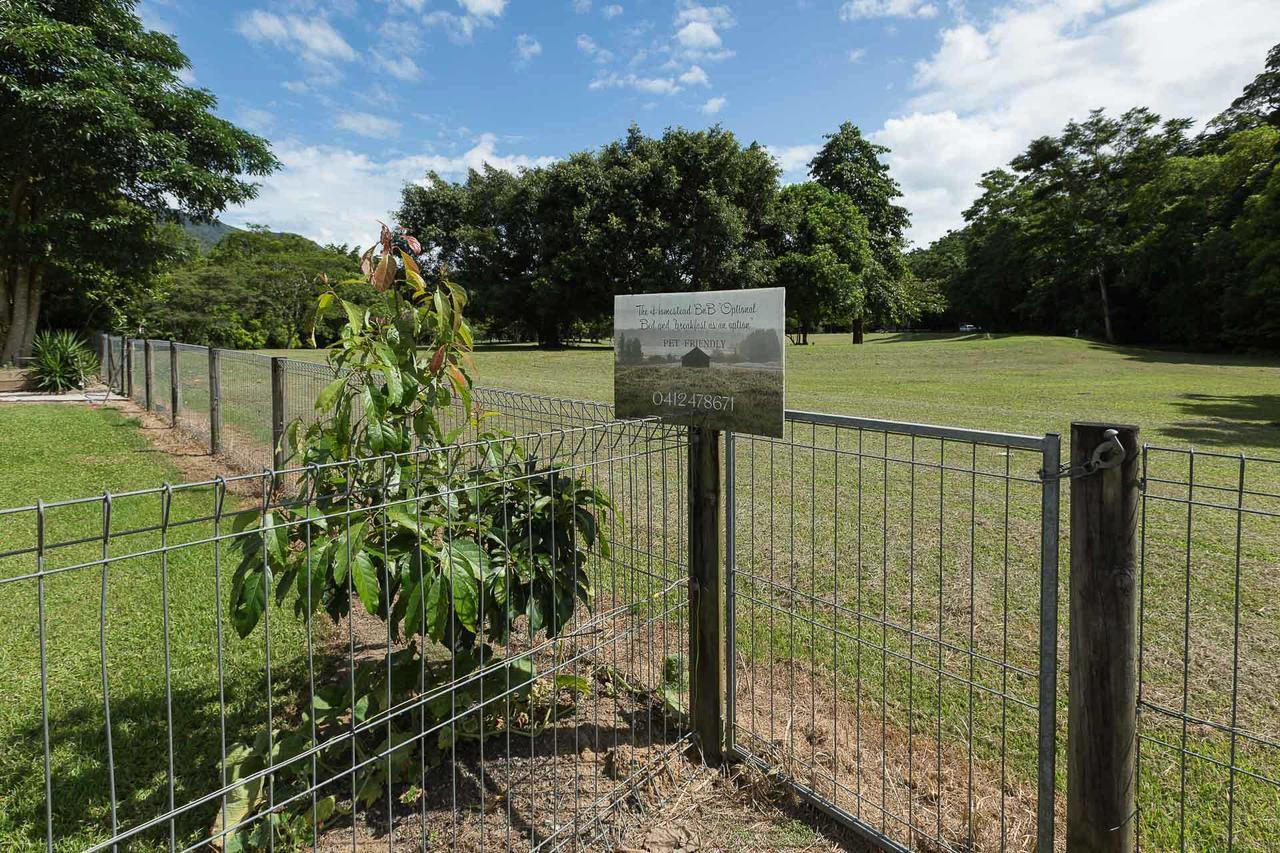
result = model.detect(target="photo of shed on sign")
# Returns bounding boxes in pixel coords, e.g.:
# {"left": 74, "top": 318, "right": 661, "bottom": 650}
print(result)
{"left": 614, "top": 288, "right": 785, "bottom": 437}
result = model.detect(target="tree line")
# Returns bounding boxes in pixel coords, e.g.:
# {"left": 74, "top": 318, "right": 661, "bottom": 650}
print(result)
{"left": 397, "top": 122, "right": 939, "bottom": 347}
{"left": 910, "top": 43, "right": 1280, "bottom": 350}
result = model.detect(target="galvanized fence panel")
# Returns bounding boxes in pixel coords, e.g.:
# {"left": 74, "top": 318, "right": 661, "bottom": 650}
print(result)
{"left": 148, "top": 340, "right": 172, "bottom": 420}
{"left": 725, "top": 414, "right": 1061, "bottom": 853}
{"left": 0, "top": 418, "right": 692, "bottom": 852}
{"left": 128, "top": 339, "right": 145, "bottom": 405}
{"left": 216, "top": 350, "right": 276, "bottom": 471}
{"left": 173, "top": 343, "right": 212, "bottom": 443}
{"left": 1136, "top": 447, "right": 1280, "bottom": 851}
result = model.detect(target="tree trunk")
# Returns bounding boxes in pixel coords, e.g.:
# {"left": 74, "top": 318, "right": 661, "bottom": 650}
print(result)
{"left": 2, "top": 178, "right": 38, "bottom": 362}
{"left": 1096, "top": 267, "right": 1115, "bottom": 344}
{"left": 851, "top": 315, "right": 865, "bottom": 345}
{"left": 1, "top": 264, "right": 35, "bottom": 363}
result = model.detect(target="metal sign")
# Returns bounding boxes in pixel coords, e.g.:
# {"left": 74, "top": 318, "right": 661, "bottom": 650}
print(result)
{"left": 614, "top": 287, "right": 785, "bottom": 437}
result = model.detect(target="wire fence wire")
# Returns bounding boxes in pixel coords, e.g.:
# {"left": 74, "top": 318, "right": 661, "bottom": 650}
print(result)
{"left": 1136, "top": 447, "right": 1280, "bottom": 852}
{"left": 0, "top": 417, "right": 693, "bottom": 853}
{"left": 80, "top": 334, "right": 1280, "bottom": 852}
{"left": 725, "top": 416, "right": 1061, "bottom": 853}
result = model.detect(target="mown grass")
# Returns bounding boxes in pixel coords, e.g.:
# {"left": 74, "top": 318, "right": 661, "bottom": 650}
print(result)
{"left": 0, "top": 405, "right": 314, "bottom": 852}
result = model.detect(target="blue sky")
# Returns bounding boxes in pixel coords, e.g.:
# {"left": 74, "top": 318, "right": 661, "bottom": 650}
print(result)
{"left": 139, "top": 0, "right": 1279, "bottom": 250}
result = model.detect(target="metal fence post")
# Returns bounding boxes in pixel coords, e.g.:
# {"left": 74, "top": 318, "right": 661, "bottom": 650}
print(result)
{"left": 124, "top": 340, "right": 133, "bottom": 399}
{"left": 688, "top": 425, "right": 723, "bottom": 765}
{"left": 209, "top": 348, "right": 222, "bottom": 455}
{"left": 105, "top": 336, "right": 115, "bottom": 393}
{"left": 1038, "top": 432, "right": 1062, "bottom": 852}
{"left": 143, "top": 340, "right": 154, "bottom": 411}
{"left": 168, "top": 341, "right": 179, "bottom": 426}
{"left": 271, "top": 357, "right": 287, "bottom": 471}
{"left": 724, "top": 430, "right": 736, "bottom": 757}
{"left": 1067, "top": 422, "right": 1141, "bottom": 852}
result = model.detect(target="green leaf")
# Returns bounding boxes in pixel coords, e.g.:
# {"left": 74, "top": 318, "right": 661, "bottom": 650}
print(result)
{"left": 444, "top": 538, "right": 487, "bottom": 579}
{"left": 555, "top": 674, "right": 591, "bottom": 695}
{"left": 424, "top": 572, "right": 449, "bottom": 642}
{"left": 351, "top": 551, "right": 380, "bottom": 615}
{"left": 332, "top": 520, "right": 366, "bottom": 584}
{"left": 341, "top": 299, "right": 365, "bottom": 334}
{"left": 402, "top": 576, "right": 424, "bottom": 638}
{"left": 451, "top": 570, "right": 478, "bottom": 632}
{"left": 315, "top": 374, "right": 347, "bottom": 414}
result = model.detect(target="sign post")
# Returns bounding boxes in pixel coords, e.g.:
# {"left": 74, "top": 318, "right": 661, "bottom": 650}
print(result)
{"left": 615, "top": 288, "right": 785, "bottom": 765}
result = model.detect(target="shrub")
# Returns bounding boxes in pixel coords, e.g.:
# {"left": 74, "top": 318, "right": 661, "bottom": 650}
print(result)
{"left": 29, "top": 330, "right": 98, "bottom": 392}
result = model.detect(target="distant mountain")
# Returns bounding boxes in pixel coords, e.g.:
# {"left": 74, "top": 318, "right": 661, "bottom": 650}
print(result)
{"left": 177, "top": 215, "right": 241, "bottom": 250}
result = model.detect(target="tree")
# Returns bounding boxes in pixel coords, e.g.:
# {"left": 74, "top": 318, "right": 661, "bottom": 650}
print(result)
{"left": 771, "top": 183, "right": 871, "bottom": 344}
{"left": 1011, "top": 108, "right": 1191, "bottom": 342}
{"left": 134, "top": 229, "right": 365, "bottom": 348}
{"left": 808, "top": 122, "right": 910, "bottom": 279}
{"left": 0, "top": 0, "right": 276, "bottom": 360}
{"left": 1204, "top": 42, "right": 1280, "bottom": 141}
{"left": 398, "top": 124, "right": 780, "bottom": 347}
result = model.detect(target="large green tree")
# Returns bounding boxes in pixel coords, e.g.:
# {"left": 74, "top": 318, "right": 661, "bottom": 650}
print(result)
{"left": 771, "top": 182, "right": 871, "bottom": 344}
{"left": 137, "top": 228, "right": 365, "bottom": 348}
{"left": 0, "top": 0, "right": 276, "bottom": 360}
{"left": 399, "top": 124, "right": 779, "bottom": 347}
{"left": 807, "top": 122, "right": 913, "bottom": 340}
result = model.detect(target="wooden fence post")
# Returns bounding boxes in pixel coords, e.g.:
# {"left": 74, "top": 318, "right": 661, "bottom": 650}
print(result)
{"left": 143, "top": 340, "right": 154, "bottom": 411}
{"left": 209, "top": 348, "right": 222, "bottom": 456}
{"left": 688, "top": 425, "right": 723, "bottom": 765}
{"left": 1067, "top": 422, "right": 1141, "bottom": 852}
{"left": 169, "top": 341, "right": 180, "bottom": 426}
{"left": 271, "top": 357, "right": 287, "bottom": 472}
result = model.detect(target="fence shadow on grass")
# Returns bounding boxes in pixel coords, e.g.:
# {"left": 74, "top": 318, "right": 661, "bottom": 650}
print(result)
{"left": 1163, "top": 393, "right": 1280, "bottom": 451}
{"left": 4, "top": 650, "right": 317, "bottom": 851}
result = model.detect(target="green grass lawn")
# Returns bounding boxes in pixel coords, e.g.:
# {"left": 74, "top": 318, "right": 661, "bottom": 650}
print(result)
{"left": 0, "top": 405, "right": 314, "bottom": 852}
{"left": 268, "top": 332, "right": 1280, "bottom": 456}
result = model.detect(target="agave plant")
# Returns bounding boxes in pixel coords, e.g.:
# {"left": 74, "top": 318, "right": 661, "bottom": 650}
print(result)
{"left": 29, "top": 330, "right": 98, "bottom": 392}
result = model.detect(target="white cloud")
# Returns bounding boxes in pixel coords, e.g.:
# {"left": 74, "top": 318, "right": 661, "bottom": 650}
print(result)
{"left": 764, "top": 144, "right": 819, "bottom": 176}
{"left": 425, "top": 0, "right": 507, "bottom": 43}
{"left": 515, "top": 33, "right": 542, "bottom": 63}
{"left": 336, "top": 111, "right": 402, "bottom": 139}
{"left": 679, "top": 64, "right": 710, "bottom": 86}
{"left": 282, "top": 80, "right": 310, "bottom": 94}
{"left": 225, "top": 136, "right": 557, "bottom": 249}
{"left": 236, "top": 107, "right": 275, "bottom": 134}
{"left": 848, "top": 47, "right": 867, "bottom": 63}
{"left": 577, "top": 34, "right": 615, "bottom": 63}
{"left": 839, "top": 0, "right": 938, "bottom": 20}
{"left": 701, "top": 96, "right": 727, "bottom": 115}
{"left": 672, "top": 2, "right": 735, "bottom": 61}
{"left": 375, "top": 54, "right": 422, "bottom": 81}
{"left": 459, "top": 0, "right": 507, "bottom": 15}
{"left": 573, "top": 0, "right": 592, "bottom": 12}
{"left": 867, "top": 0, "right": 1280, "bottom": 245}
{"left": 237, "top": 11, "right": 356, "bottom": 62}
{"left": 676, "top": 21, "right": 721, "bottom": 50}
{"left": 602, "top": 4, "right": 624, "bottom": 18}
{"left": 589, "top": 72, "right": 682, "bottom": 95}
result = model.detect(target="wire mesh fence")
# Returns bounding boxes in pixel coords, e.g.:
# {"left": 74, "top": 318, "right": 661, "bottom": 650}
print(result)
{"left": 725, "top": 416, "right": 1061, "bottom": 852}
{"left": 79, "top": 333, "right": 1280, "bottom": 852}
{"left": 1136, "top": 448, "right": 1280, "bottom": 851}
{"left": 0, "top": 418, "right": 693, "bottom": 853}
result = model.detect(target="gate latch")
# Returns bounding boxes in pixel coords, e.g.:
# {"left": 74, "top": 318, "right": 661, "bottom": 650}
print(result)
{"left": 1040, "top": 428, "right": 1126, "bottom": 482}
